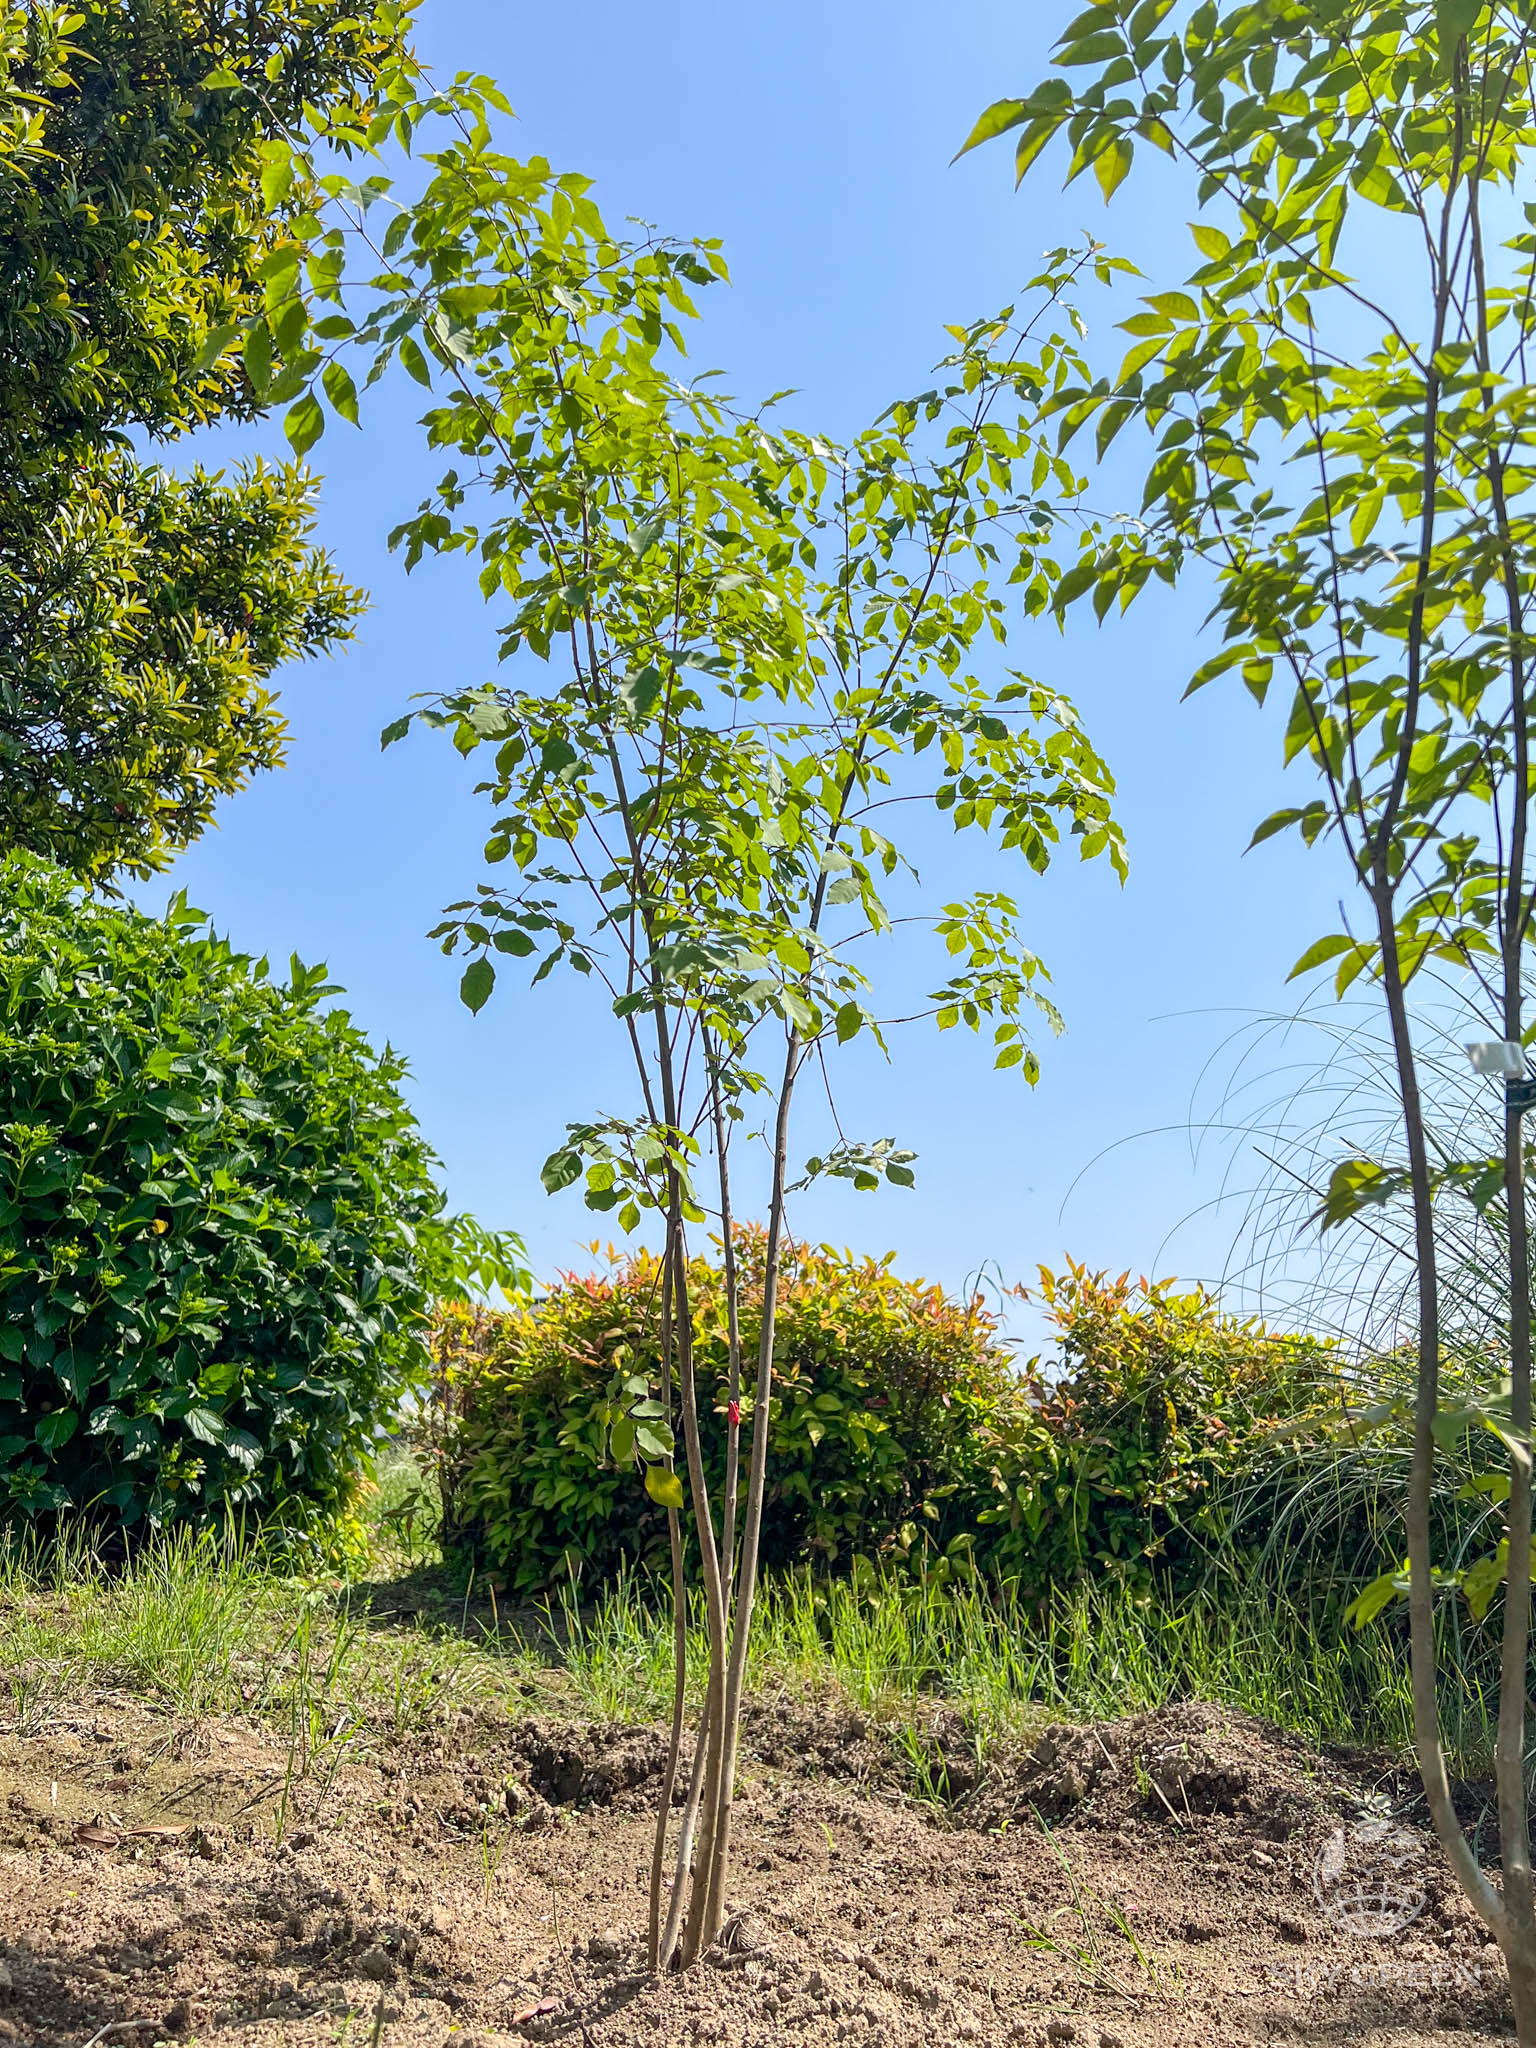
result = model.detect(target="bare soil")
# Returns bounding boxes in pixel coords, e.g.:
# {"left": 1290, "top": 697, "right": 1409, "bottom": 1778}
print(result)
{"left": 0, "top": 1690, "right": 1514, "bottom": 2046}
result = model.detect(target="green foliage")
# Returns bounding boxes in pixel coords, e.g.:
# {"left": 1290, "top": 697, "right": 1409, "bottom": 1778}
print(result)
{"left": 969, "top": 1262, "right": 1331, "bottom": 1600}
{"left": 245, "top": 79, "right": 1128, "bottom": 1110}
{"left": 0, "top": 0, "right": 403, "bottom": 449}
{"left": 435, "top": 1242, "right": 1323, "bottom": 1599}
{"left": 966, "top": 0, "right": 1536, "bottom": 1029}
{"left": 0, "top": 856, "right": 446, "bottom": 1533}
{"left": 0, "top": 0, "right": 409, "bottom": 878}
{"left": 0, "top": 454, "right": 359, "bottom": 879}
{"left": 436, "top": 1237, "right": 1018, "bottom": 1594}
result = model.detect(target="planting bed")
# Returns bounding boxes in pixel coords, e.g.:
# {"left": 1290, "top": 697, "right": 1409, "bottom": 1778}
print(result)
{"left": 0, "top": 1691, "right": 1513, "bottom": 2046}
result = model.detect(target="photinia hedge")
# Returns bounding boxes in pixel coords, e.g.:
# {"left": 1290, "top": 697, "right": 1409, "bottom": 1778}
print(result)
{"left": 434, "top": 1233, "right": 1017, "bottom": 1593}
{"left": 0, "top": 857, "right": 447, "bottom": 1535}
{"left": 969, "top": 1261, "right": 1330, "bottom": 1598}
{"left": 434, "top": 1244, "right": 1329, "bottom": 1599}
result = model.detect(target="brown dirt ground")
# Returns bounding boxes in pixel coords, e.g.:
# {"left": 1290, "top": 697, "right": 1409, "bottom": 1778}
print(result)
{"left": 0, "top": 1689, "right": 1517, "bottom": 2047}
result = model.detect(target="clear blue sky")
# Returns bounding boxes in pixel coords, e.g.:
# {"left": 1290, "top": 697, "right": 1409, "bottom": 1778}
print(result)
{"left": 139, "top": 0, "right": 1347, "bottom": 1335}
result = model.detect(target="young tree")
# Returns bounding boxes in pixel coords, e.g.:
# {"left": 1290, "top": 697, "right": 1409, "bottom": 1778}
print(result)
{"left": 0, "top": 0, "right": 411, "bottom": 879}
{"left": 254, "top": 81, "right": 1124, "bottom": 1963}
{"left": 967, "top": 0, "right": 1536, "bottom": 2028}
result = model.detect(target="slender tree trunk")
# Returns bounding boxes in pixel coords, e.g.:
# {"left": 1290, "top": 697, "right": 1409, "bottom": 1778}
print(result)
{"left": 657, "top": 1694, "right": 715, "bottom": 1969}
{"left": 1495, "top": 611, "right": 1536, "bottom": 2019}
{"left": 1471, "top": 168, "right": 1536, "bottom": 2010}
{"left": 1496, "top": 1055, "right": 1536, "bottom": 2030}
{"left": 709, "top": 1045, "right": 744, "bottom": 1592}
{"left": 1376, "top": 879, "right": 1507, "bottom": 1934}
{"left": 646, "top": 1248, "right": 686, "bottom": 1972}
{"left": 668, "top": 1225, "right": 732, "bottom": 1961}
{"left": 689, "top": 1030, "right": 802, "bottom": 1957}
{"left": 647, "top": 1496, "right": 689, "bottom": 1971}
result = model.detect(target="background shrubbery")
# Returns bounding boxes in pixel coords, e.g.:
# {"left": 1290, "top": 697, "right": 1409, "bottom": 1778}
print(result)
{"left": 971, "top": 1262, "right": 1332, "bottom": 1599}
{"left": 434, "top": 1237, "right": 1332, "bottom": 1598}
{"left": 434, "top": 1234, "right": 1014, "bottom": 1593}
{"left": 0, "top": 858, "right": 448, "bottom": 1538}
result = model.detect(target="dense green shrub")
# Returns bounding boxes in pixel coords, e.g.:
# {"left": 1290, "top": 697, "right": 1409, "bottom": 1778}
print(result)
{"left": 963, "top": 1261, "right": 1332, "bottom": 1599}
{"left": 435, "top": 1235, "right": 1015, "bottom": 1593}
{"left": 0, "top": 858, "right": 447, "bottom": 1534}
{"left": 434, "top": 1241, "right": 1330, "bottom": 1597}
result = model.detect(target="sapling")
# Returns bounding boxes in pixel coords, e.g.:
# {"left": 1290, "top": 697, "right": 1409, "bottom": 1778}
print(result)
{"left": 249, "top": 74, "right": 1124, "bottom": 1967}
{"left": 967, "top": 1, "right": 1536, "bottom": 2028}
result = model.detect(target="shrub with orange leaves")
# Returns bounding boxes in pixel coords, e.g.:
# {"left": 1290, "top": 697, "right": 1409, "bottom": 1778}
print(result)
{"left": 965, "top": 1261, "right": 1332, "bottom": 1598}
{"left": 432, "top": 1233, "right": 1016, "bottom": 1594}
{"left": 430, "top": 1246, "right": 1329, "bottom": 1598}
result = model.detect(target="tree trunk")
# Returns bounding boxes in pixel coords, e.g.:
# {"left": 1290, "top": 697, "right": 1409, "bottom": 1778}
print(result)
{"left": 1375, "top": 881, "right": 1506, "bottom": 1934}
{"left": 689, "top": 1030, "right": 801, "bottom": 1957}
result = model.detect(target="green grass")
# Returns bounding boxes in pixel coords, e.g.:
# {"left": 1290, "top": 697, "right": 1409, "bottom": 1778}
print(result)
{"left": 0, "top": 1507, "right": 1459, "bottom": 1799}
{"left": 0, "top": 1521, "right": 509, "bottom": 1739}
{"left": 1, "top": 1437, "right": 1489, "bottom": 1794}
{"left": 550, "top": 1567, "right": 1425, "bottom": 1770}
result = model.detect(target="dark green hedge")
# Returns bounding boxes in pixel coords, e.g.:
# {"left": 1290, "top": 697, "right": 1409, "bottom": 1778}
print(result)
{"left": 0, "top": 857, "right": 445, "bottom": 1534}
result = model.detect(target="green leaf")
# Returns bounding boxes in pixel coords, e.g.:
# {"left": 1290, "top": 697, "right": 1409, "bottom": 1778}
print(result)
{"left": 1249, "top": 809, "right": 1304, "bottom": 849}
{"left": 1061, "top": 30, "right": 1127, "bottom": 64}
{"left": 183, "top": 1406, "right": 227, "bottom": 1446}
{"left": 1287, "top": 933, "right": 1354, "bottom": 981}
{"left": 399, "top": 335, "right": 433, "bottom": 387}
{"left": 1094, "top": 135, "right": 1134, "bottom": 202}
{"left": 954, "top": 81, "right": 1072, "bottom": 170}
{"left": 1316, "top": 1158, "right": 1408, "bottom": 1231}
{"left": 954, "top": 96, "right": 1029, "bottom": 157}
{"left": 224, "top": 1428, "right": 263, "bottom": 1471}
{"left": 1462, "top": 1546, "right": 1507, "bottom": 1622}
{"left": 645, "top": 1465, "right": 685, "bottom": 1510}
{"left": 1346, "top": 1565, "right": 1408, "bottom": 1629}
{"left": 322, "top": 360, "right": 360, "bottom": 427}
{"left": 243, "top": 319, "right": 273, "bottom": 393}
{"left": 460, "top": 958, "right": 495, "bottom": 1014}
{"left": 284, "top": 392, "right": 325, "bottom": 458}
{"left": 541, "top": 1148, "right": 583, "bottom": 1194}
{"left": 1434, "top": 0, "right": 1483, "bottom": 71}
{"left": 260, "top": 150, "right": 295, "bottom": 211}
{"left": 35, "top": 1409, "right": 78, "bottom": 1453}
{"left": 194, "top": 323, "right": 242, "bottom": 373}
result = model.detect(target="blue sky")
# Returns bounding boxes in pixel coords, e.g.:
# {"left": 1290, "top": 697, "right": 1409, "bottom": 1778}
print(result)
{"left": 139, "top": 0, "right": 1348, "bottom": 1336}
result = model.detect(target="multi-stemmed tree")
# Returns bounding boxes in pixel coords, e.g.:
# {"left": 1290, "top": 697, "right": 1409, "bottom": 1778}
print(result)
{"left": 251, "top": 74, "right": 1125, "bottom": 1961}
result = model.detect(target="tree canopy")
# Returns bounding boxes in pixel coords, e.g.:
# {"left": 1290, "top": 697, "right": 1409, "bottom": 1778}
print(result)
{"left": 0, "top": 0, "right": 410, "bottom": 880}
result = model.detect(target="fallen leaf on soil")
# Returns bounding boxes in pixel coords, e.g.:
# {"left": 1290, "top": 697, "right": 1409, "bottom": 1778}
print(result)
{"left": 72, "top": 1824, "right": 120, "bottom": 1847}
{"left": 512, "top": 1999, "right": 561, "bottom": 2023}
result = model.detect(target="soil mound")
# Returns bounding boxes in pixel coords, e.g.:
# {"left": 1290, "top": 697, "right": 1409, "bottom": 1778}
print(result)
{"left": 0, "top": 1693, "right": 1508, "bottom": 2047}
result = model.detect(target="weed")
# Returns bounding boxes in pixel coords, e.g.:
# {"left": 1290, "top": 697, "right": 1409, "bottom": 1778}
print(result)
{"left": 1020, "top": 1816, "right": 1181, "bottom": 2007}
